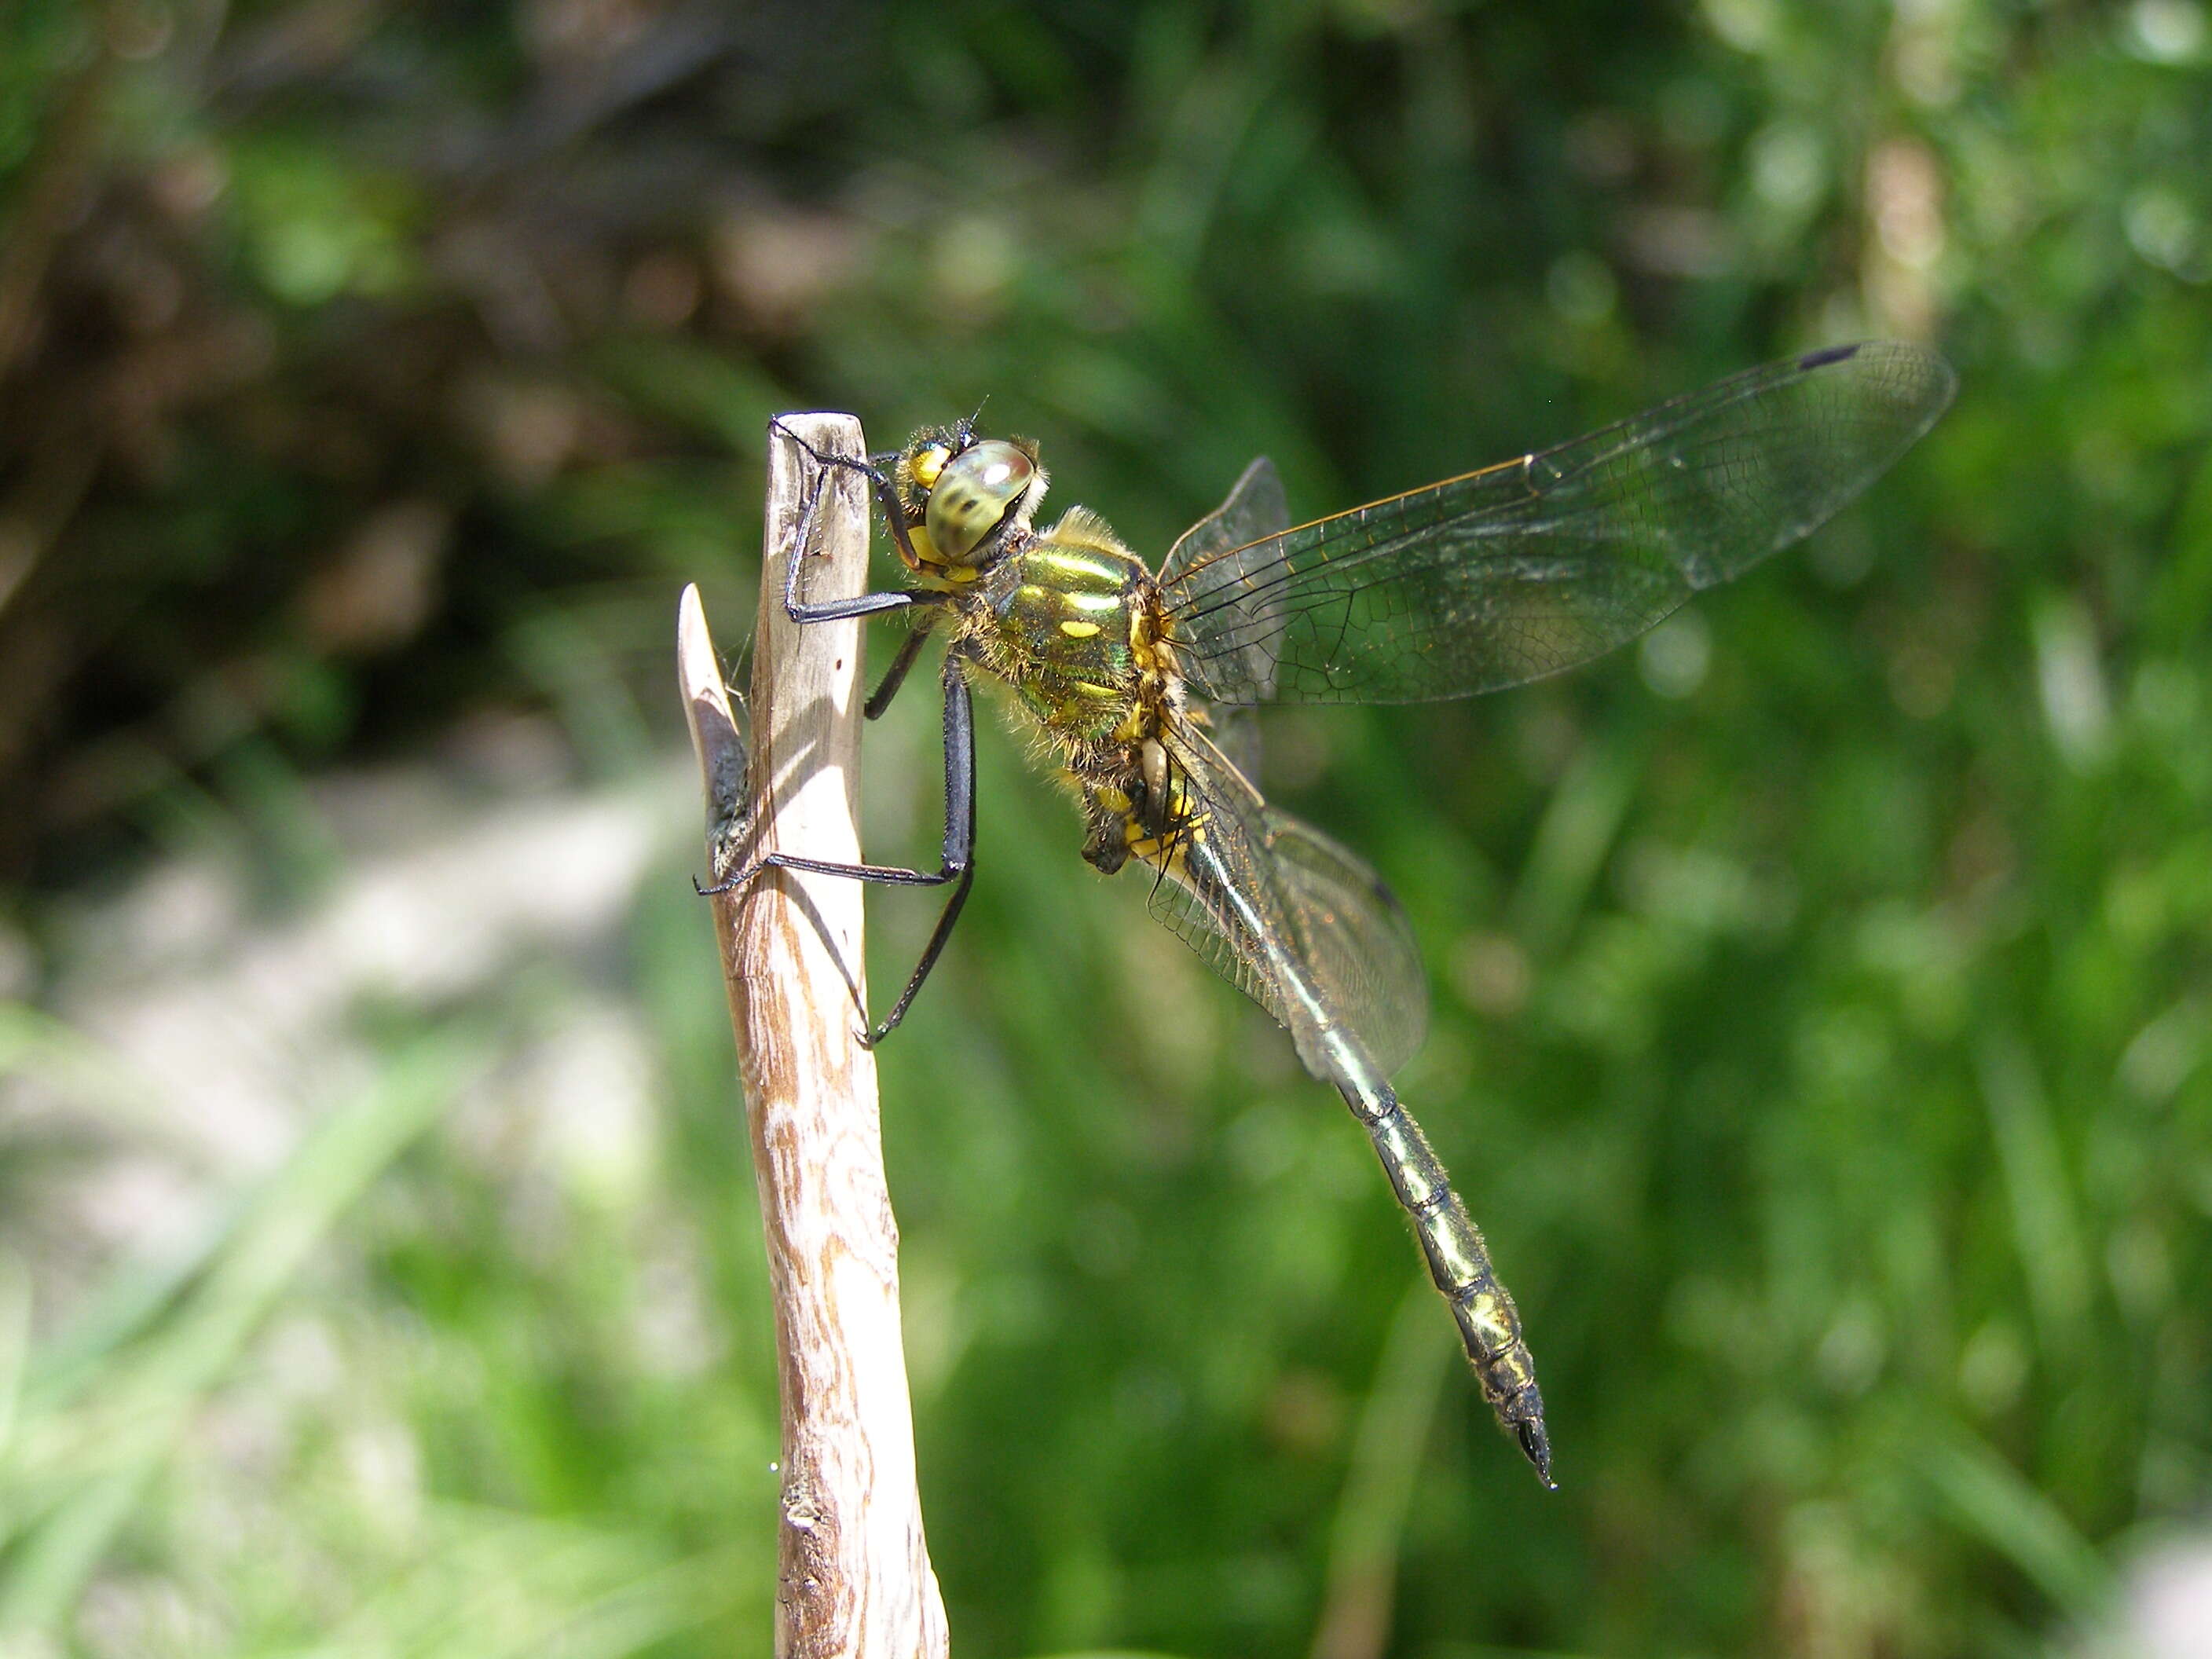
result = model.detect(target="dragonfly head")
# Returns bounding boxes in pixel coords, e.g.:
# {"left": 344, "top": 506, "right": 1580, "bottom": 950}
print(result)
{"left": 893, "top": 424, "right": 1046, "bottom": 577}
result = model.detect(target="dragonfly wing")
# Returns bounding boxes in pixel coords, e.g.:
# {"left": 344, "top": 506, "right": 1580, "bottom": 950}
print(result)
{"left": 1143, "top": 725, "right": 1428, "bottom": 1079}
{"left": 1159, "top": 341, "right": 1956, "bottom": 705}
{"left": 1207, "top": 705, "right": 1264, "bottom": 786}
{"left": 1165, "top": 454, "right": 1293, "bottom": 573}
{"left": 1163, "top": 456, "right": 1293, "bottom": 708}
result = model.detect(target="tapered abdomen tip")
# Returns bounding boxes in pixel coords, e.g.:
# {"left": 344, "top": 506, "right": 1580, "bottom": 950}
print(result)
{"left": 1517, "top": 1412, "right": 1556, "bottom": 1489}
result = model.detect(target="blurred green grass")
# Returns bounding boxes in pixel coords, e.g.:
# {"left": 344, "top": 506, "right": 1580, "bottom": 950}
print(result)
{"left": 2, "top": 2, "right": 2210, "bottom": 1656}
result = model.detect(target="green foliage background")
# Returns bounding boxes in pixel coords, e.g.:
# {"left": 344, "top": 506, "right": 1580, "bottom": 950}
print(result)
{"left": 2, "top": 2, "right": 2210, "bottom": 1655}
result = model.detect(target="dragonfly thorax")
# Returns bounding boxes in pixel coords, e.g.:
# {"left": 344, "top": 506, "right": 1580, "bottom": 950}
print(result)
{"left": 956, "top": 504, "right": 1167, "bottom": 744}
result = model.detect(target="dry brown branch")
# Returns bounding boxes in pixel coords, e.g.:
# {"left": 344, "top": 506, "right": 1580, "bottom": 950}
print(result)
{"left": 676, "top": 412, "right": 948, "bottom": 1657}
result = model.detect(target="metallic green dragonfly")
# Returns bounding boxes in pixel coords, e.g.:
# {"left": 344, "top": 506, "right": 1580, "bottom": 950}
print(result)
{"left": 709, "top": 341, "right": 1957, "bottom": 1484}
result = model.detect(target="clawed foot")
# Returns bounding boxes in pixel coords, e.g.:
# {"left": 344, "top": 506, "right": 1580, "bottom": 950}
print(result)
{"left": 692, "top": 862, "right": 758, "bottom": 898}
{"left": 768, "top": 416, "right": 890, "bottom": 485}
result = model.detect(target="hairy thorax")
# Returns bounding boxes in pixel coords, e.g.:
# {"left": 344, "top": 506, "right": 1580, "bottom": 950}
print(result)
{"left": 947, "top": 507, "right": 1188, "bottom": 876}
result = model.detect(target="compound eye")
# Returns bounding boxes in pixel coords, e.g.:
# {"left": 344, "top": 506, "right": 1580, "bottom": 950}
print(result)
{"left": 924, "top": 441, "right": 1033, "bottom": 562}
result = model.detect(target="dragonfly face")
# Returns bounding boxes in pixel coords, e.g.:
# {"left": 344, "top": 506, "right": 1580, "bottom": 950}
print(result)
{"left": 734, "top": 341, "right": 1958, "bottom": 1485}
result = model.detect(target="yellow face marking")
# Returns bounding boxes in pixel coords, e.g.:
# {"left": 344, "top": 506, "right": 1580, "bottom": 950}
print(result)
{"left": 899, "top": 522, "right": 940, "bottom": 572}
{"left": 910, "top": 445, "right": 950, "bottom": 490}
{"left": 1059, "top": 619, "right": 1101, "bottom": 639}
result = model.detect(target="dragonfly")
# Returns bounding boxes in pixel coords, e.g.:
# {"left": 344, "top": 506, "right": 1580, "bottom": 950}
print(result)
{"left": 706, "top": 341, "right": 1957, "bottom": 1485}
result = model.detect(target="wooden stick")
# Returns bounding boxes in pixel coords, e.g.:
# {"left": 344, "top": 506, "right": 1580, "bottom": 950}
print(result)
{"left": 676, "top": 413, "right": 949, "bottom": 1658}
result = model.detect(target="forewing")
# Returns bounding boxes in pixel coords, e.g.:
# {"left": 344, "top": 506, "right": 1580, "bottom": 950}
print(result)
{"left": 1160, "top": 342, "right": 1957, "bottom": 705}
{"left": 1165, "top": 454, "right": 1293, "bottom": 573}
{"left": 1144, "top": 726, "right": 1428, "bottom": 1079}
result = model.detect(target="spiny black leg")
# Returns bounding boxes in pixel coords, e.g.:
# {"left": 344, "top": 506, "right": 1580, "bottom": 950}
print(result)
{"left": 773, "top": 441, "right": 933, "bottom": 624}
{"left": 866, "top": 863, "right": 972, "bottom": 1045}
{"left": 862, "top": 654, "right": 976, "bottom": 1042}
{"left": 692, "top": 508, "right": 940, "bottom": 885}
{"left": 867, "top": 612, "right": 937, "bottom": 720}
{"left": 769, "top": 416, "right": 936, "bottom": 596}
{"left": 693, "top": 850, "right": 954, "bottom": 896}
{"left": 697, "top": 655, "right": 978, "bottom": 1046}
{"left": 701, "top": 427, "right": 978, "bottom": 1035}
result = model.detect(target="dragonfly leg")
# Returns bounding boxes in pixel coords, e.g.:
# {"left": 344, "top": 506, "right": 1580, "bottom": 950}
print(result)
{"left": 698, "top": 654, "right": 978, "bottom": 1046}
{"left": 864, "top": 651, "right": 977, "bottom": 1043}
{"left": 775, "top": 462, "right": 933, "bottom": 623}
{"left": 762, "top": 423, "right": 947, "bottom": 715}
{"left": 768, "top": 416, "right": 937, "bottom": 617}
{"left": 866, "top": 610, "right": 938, "bottom": 720}
{"left": 866, "top": 861, "right": 973, "bottom": 1046}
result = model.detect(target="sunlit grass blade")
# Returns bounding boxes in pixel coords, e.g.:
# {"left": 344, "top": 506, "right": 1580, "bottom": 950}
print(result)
{"left": 0, "top": 1024, "right": 494, "bottom": 1636}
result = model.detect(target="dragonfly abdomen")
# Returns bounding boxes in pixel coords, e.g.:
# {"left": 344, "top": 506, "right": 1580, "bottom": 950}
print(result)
{"left": 1358, "top": 1084, "right": 1553, "bottom": 1485}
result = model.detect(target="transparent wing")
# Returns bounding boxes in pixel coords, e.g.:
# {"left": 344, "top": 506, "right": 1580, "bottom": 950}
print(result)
{"left": 1205, "top": 705, "right": 1264, "bottom": 786}
{"left": 1163, "top": 455, "right": 1292, "bottom": 709}
{"left": 1143, "top": 723, "right": 1428, "bottom": 1079}
{"left": 1159, "top": 342, "right": 1957, "bottom": 705}
{"left": 1166, "top": 453, "right": 1293, "bottom": 568}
